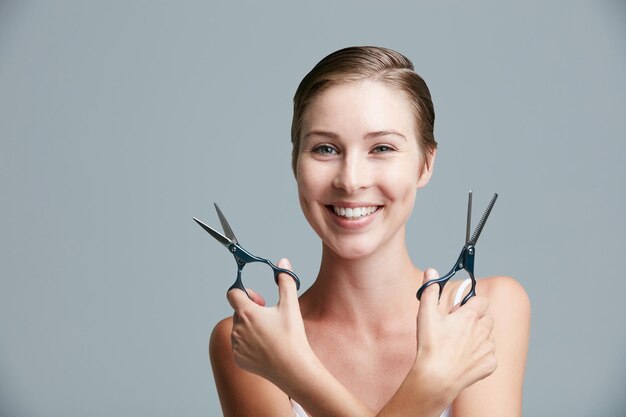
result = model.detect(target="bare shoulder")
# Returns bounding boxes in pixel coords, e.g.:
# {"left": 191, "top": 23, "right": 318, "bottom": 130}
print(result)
{"left": 209, "top": 317, "right": 293, "bottom": 417}
{"left": 443, "top": 276, "right": 529, "bottom": 316}
{"left": 477, "top": 276, "right": 531, "bottom": 371}
{"left": 210, "top": 316, "right": 234, "bottom": 359}
{"left": 211, "top": 316, "right": 232, "bottom": 343}
{"left": 208, "top": 317, "right": 237, "bottom": 394}
{"left": 478, "top": 276, "right": 531, "bottom": 323}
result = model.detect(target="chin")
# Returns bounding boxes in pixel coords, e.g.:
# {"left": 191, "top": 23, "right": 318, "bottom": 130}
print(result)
{"left": 324, "top": 238, "right": 381, "bottom": 260}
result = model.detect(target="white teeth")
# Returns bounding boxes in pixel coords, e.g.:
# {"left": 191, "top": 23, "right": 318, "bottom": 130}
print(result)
{"left": 332, "top": 206, "right": 378, "bottom": 219}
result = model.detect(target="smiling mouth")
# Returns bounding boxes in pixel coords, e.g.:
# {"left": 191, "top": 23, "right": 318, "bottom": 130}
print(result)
{"left": 327, "top": 205, "right": 381, "bottom": 220}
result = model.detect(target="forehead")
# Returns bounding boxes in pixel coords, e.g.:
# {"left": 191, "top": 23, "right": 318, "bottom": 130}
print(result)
{"left": 301, "top": 80, "right": 418, "bottom": 138}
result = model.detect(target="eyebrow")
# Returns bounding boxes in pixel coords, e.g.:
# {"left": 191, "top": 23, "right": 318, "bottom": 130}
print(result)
{"left": 303, "top": 130, "right": 407, "bottom": 141}
{"left": 302, "top": 130, "right": 339, "bottom": 140}
{"left": 365, "top": 130, "right": 407, "bottom": 141}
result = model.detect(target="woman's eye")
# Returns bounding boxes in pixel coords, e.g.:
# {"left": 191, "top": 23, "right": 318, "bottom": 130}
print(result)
{"left": 372, "top": 145, "right": 394, "bottom": 153}
{"left": 313, "top": 145, "right": 338, "bottom": 155}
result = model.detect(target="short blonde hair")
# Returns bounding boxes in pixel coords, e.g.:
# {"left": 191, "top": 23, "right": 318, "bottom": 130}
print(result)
{"left": 291, "top": 46, "right": 437, "bottom": 175}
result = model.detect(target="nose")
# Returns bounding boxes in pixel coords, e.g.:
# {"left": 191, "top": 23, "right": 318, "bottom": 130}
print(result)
{"left": 332, "top": 153, "right": 371, "bottom": 194}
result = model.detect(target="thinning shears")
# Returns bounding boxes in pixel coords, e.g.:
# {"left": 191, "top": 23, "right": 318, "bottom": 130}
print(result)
{"left": 193, "top": 204, "right": 301, "bottom": 299}
{"left": 416, "top": 191, "right": 498, "bottom": 306}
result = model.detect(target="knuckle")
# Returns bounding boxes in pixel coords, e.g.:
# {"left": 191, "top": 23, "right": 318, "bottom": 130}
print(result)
{"left": 487, "top": 356, "right": 498, "bottom": 374}
{"left": 464, "top": 309, "right": 479, "bottom": 322}
{"left": 233, "top": 354, "right": 245, "bottom": 369}
{"left": 469, "top": 296, "right": 489, "bottom": 313}
{"left": 237, "top": 305, "right": 253, "bottom": 320}
{"left": 480, "top": 317, "right": 494, "bottom": 335}
{"left": 280, "top": 274, "right": 296, "bottom": 289}
{"left": 477, "top": 354, "right": 498, "bottom": 378}
{"left": 486, "top": 339, "right": 496, "bottom": 354}
{"left": 477, "top": 325, "right": 490, "bottom": 341}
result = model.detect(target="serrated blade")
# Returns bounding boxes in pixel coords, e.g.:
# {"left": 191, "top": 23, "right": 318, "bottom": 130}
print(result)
{"left": 469, "top": 193, "right": 498, "bottom": 245}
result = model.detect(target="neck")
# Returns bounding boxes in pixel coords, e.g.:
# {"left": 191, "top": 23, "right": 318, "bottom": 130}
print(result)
{"left": 302, "top": 230, "right": 423, "bottom": 335}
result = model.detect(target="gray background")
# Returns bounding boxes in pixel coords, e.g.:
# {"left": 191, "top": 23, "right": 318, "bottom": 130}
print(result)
{"left": 1, "top": 0, "right": 624, "bottom": 416}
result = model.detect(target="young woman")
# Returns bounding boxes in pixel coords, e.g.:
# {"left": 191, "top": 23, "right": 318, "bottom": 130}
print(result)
{"left": 210, "top": 46, "right": 530, "bottom": 417}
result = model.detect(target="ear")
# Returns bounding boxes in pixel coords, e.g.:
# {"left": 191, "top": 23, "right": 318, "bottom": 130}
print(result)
{"left": 416, "top": 148, "right": 436, "bottom": 189}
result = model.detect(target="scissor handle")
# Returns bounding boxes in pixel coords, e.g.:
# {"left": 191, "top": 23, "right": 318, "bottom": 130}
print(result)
{"left": 228, "top": 269, "right": 252, "bottom": 299}
{"left": 267, "top": 262, "right": 301, "bottom": 290}
{"left": 228, "top": 244, "right": 301, "bottom": 300}
{"left": 416, "top": 268, "right": 476, "bottom": 306}
{"left": 457, "top": 245, "right": 476, "bottom": 306}
{"left": 416, "top": 246, "right": 477, "bottom": 306}
{"left": 416, "top": 268, "right": 456, "bottom": 301}
{"left": 459, "top": 268, "right": 476, "bottom": 306}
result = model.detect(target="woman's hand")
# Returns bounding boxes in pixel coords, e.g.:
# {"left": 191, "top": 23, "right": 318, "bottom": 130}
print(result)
{"left": 227, "top": 258, "right": 313, "bottom": 386}
{"left": 415, "top": 268, "right": 497, "bottom": 399}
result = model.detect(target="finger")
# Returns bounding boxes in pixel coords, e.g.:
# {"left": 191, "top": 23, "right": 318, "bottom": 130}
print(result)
{"left": 489, "top": 332, "right": 496, "bottom": 355}
{"left": 277, "top": 258, "right": 298, "bottom": 308}
{"left": 230, "top": 331, "right": 239, "bottom": 348}
{"left": 459, "top": 295, "right": 489, "bottom": 316}
{"left": 227, "top": 287, "right": 255, "bottom": 311}
{"left": 449, "top": 302, "right": 461, "bottom": 314}
{"left": 418, "top": 268, "right": 440, "bottom": 318}
{"left": 246, "top": 288, "right": 267, "bottom": 307}
{"left": 481, "top": 313, "right": 495, "bottom": 333}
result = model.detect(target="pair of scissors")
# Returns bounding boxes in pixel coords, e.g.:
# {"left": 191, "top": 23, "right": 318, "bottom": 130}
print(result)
{"left": 193, "top": 204, "right": 301, "bottom": 299}
{"left": 416, "top": 191, "right": 498, "bottom": 306}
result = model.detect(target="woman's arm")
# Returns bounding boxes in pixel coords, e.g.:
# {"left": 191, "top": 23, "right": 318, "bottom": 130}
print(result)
{"left": 211, "top": 317, "right": 296, "bottom": 417}
{"left": 451, "top": 276, "right": 531, "bottom": 417}
{"left": 212, "top": 263, "right": 499, "bottom": 417}
{"left": 210, "top": 307, "right": 448, "bottom": 417}
{"left": 211, "top": 262, "right": 381, "bottom": 417}
{"left": 212, "top": 314, "right": 376, "bottom": 417}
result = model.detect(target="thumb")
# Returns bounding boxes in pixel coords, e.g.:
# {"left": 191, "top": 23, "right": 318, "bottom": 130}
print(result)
{"left": 227, "top": 287, "right": 254, "bottom": 311}
{"left": 276, "top": 258, "right": 298, "bottom": 309}
{"left": 418, "top": 268, "right": 440, "bottom": 318}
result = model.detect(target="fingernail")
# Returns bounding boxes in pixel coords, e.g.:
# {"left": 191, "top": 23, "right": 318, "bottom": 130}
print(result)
{"left": 279, "top": 258, "right": 291, "bottom": 268}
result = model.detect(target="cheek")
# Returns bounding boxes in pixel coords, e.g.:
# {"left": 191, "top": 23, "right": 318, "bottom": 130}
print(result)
{"left": 296, "top": 156, "right": 335, "bottom": 195}
{"left": 295, "top": 162, "right": 321, "bottom": 211}
{"left": 295, "top": 162, "right": 311, "bottom": 197}
{"left": 296, "top": 165, "right": 329, "bottom": 238}
{"left": 377, "top": 160, "right": 420, "bottom": 196}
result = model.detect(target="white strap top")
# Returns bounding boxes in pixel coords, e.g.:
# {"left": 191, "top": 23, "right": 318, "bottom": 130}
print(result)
{"left": 290, "top": 400, "right": 309, "bottom": 417}
{"left": 291, "top": 278, "right": 472, "bottom": 417}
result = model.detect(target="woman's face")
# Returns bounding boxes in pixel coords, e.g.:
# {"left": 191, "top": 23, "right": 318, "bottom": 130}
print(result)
{"left": 296, "top": 80, "right": 433, "bottom": 259}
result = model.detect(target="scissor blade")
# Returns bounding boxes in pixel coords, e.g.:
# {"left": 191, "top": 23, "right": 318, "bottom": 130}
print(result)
{"left": 193, "top": 217, "right": 232, "bottom": 248}
{"left": 214, "top": 203, "right": 238, "bottom": 244}
{"left": 466, "top": 190, "right": 473, "bottom": 243}
{"left": 469, "top": 193, "right": 498, "bottom": 245}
